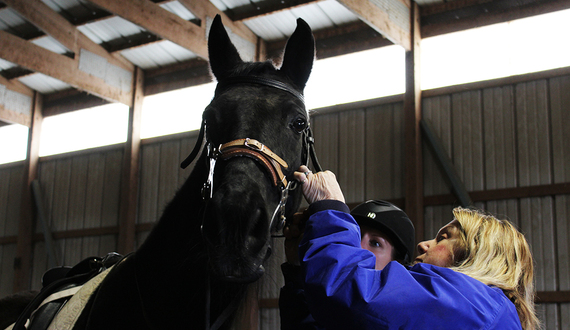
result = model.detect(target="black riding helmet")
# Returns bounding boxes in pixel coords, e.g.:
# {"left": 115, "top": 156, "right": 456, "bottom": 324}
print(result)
{"left": 351, "top": 200, "right": 416, "bottom": 264}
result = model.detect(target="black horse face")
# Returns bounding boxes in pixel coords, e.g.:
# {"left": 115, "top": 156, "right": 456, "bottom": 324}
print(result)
{"left": 201, "top": 15, "right": 314, "bottom": 283}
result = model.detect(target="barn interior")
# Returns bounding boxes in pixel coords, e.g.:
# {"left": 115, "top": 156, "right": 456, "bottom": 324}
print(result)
{"left": 1, "top": 0, "right": 569, "bottom": 328}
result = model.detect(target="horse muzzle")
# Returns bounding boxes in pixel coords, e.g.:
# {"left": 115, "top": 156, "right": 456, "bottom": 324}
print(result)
{"left": 201, "top": 180, "right": 274, "bottom": 283}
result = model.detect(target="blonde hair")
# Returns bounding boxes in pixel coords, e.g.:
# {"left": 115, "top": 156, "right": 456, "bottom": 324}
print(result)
{"left": 450, "top": 207, "right": 540, "bottom": 330}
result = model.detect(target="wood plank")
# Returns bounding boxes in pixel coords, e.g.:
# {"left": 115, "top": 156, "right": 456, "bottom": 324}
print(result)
{"left": 338, "top": 109, "right": 365, "bottom": 204}
{"left": 422, "top": 95, "right": 452, "bottom": 196}
{"left": 101, "top": 150, "right": 122, "bottom": 228}
{"left": 1, "top": 244, "right": 16, "bottom": 297}
{"left": 158, "top": 140, "right": 181, "bottom": 213}
{"left": 550, "top": 75, "right": 570, "bottom": 184}
{"left": 403, "top": 3, "right": 423, "bottom": 241}
{"left": 3, "top": 0, "right": 133, "bottom": 71}
{"left": 427, "top": 183, "right": 570, "bottom": 206}
{"left": 365, "top": 104, "right": 393, "bottom": 200}
{"left": 391, "top": 102, "right": 404, "bottom": 199}
{"left": 177, "top": 0, "right": 258, "bottom": 46}
{"left": 0, "top": 30, "right": 132, "bottom": 105}
{"left": 337, "top": 0, "right": 411, "bottom": 50}
{"left": 118, "top": 67, "right": 143, "bottom": 254}
{"left": 0, "top": 168, "right": 12, "bottom": 237}
{"left": 139, "top": 144, "right": 161, "bottom": 224}
{"left": 88, "top": 0, "right": 208, "bottom": 59}
{"left": 312, "top": 113, "right": 339, "bottom": 174}
{"left": 13, "top": 93, "right": 41, "bottom": 292}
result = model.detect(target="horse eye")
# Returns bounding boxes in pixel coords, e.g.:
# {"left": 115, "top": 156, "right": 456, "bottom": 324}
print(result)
{"left": 291, "top": 118, "right": 307, "bottom": 133}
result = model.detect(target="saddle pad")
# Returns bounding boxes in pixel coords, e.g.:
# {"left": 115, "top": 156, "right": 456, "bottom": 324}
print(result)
{"left": 46, "top": 266, "right": 113, "bottom": 330}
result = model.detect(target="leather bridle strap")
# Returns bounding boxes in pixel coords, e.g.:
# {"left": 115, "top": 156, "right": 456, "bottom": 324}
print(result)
{"left": 215, "top": 76, "right": 305, "bottom": 104}
{"left": 219, "top": 138, "right": 289, "bottom": 187}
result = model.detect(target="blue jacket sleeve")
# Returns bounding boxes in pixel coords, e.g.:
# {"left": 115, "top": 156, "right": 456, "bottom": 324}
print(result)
{"left": 299, "top": 206, "right": 522, "bottom": 330}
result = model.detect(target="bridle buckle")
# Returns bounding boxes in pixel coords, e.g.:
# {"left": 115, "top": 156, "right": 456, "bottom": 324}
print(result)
{"left": 244, "top": 138, "right": 265, "bottom": 152}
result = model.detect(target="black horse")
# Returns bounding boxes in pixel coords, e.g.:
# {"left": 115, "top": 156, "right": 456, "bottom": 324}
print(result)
{"left": 7, "top": 14, "right": 316, "bottom": 330}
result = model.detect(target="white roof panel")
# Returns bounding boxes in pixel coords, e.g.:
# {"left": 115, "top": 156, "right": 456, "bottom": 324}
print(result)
{"left": 160, "top": 1, "right": 197, "bottom": 20}
{"left": 0, "top": 58, "right": 17, "bottom": 71}
{"left": 31, "top": 36, "right": 69, "bottom": 54}
{"left": 120, "top": 40, "right": 197, "bottom": 70}
{"left": 18, "top": 73, "right": 70, "bottom": 94}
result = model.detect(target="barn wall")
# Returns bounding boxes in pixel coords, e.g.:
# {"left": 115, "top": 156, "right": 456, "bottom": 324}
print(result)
{"left": 26, "top": 147, "right": 124, "bottom": 291}
{"left": 0, "top": 163, "right": 24, "bottom": 298}
{"left": 135, "top": 133, "right": 198, "bottom": 246}
{"left": 421, "top": 75, "right": 570, "bottom": 329}
{"left": 0, "top": 73, "right": 568, "bottom": 329}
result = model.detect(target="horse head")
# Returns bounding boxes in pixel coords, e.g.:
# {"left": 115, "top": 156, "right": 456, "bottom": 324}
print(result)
{"left": 198, "top": 15, "right": 314, "bottom": 283}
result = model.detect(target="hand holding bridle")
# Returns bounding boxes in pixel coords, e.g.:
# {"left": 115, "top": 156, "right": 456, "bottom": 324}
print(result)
{"left": 294, "top": 165, "right": 345, "bottom": 204}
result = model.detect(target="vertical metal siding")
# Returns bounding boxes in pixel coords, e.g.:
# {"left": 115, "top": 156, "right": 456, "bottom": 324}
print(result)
{"left": 422, "top": 76, "right": 570, "bottom": 329}
{"left": 0, "top": 165, "right": 23, "bottom": 297}
{"left": 29, "top": 149, "right": 122, "bottom": 291}
{"left": 136, "top": 134, "right": 198, "bottom": 247}
{"left": 550, "top": 75, "right": 570, "bottom": 326}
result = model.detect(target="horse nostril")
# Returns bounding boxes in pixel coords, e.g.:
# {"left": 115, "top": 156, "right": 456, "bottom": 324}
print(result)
{"left": 245, "top": 208, "right": 268, "bottom": 252}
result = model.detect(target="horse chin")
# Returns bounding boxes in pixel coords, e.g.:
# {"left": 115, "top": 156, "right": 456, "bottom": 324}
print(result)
{"left": 208, "top": 244, "right": 271, "bottom": 283}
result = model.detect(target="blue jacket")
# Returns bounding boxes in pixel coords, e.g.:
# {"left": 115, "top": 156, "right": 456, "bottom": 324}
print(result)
{"left": 298, "top": 201, "right": 522, "bottom": 330}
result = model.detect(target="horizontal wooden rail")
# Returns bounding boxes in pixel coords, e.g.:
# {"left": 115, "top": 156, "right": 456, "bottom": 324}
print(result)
{"left": 2, "top": 183, "right": 569, "bottom": 246}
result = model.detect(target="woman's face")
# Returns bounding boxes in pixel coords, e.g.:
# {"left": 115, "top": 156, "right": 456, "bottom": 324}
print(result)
{"left": 415, "top": 219, "right": 464, "bottom": 267}
{"left": 360, "top": 225, "right": 396, "bottom": 270}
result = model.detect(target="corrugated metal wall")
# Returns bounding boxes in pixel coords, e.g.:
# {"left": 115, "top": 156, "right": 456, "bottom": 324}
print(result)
{"left": 422, "top": 76, "right": 570, "bottom": 329}
{"left": 0, "top": 164, "right": 23, "bottom": 298}
{"left": 0, "top": 74, "right": 568, "bottom": 328}
{"left": 136, "top": 134, "right": 198, "bottom": 245}
{"left": 29, "top": 148, "right": 124, "bottom": 291}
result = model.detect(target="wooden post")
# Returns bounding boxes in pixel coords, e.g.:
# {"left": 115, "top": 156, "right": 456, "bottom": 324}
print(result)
{"left": 13, "top": 92, "right": 43, "bottom": 292}
{"left": 403, "top": 3, "right": 424, "bottom": 244}
{"left": 118, "top": 67, "right": 144, "bottom": 254}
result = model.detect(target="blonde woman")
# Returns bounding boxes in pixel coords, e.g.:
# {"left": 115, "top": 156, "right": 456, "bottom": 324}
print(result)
{"left": 294, "top": 166, "right": 539, "bottom": 330}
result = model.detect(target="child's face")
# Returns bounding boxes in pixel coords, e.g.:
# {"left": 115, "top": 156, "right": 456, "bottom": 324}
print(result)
{"left": 360, "top": 225, "right": 396, "bottom": 270}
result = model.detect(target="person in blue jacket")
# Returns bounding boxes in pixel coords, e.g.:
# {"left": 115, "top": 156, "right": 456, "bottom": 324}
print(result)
{"left": 279, "top": 199, "right": 415, "bottom": 329}
{"left": 290, "top": 166, "right": 539, "bottom": 330}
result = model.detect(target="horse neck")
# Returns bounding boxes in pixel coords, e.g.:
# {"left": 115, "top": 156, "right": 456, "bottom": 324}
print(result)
{"left": 130, "top": 153, "right": 248, "bottom": 328}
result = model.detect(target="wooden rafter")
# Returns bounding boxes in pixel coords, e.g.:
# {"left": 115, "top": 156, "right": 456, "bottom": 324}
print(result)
{"left": 87, "top": 0, "right": 210, "bottom": 59}
{"left": 177, "top": 0, "right": 259, "bottom": 45}
{"left": 3, "top": 0, "right": 133, "bottom": 72}
{"left": 337, "top": 0, "right": 411, "bottom": 50}
{"left": 0, "top": 30, "right": 132, "bottom": 105}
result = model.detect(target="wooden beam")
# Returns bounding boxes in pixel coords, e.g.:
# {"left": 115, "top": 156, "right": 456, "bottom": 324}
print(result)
{"left": 177, "top": 0, "right": 258, "bottom": 46}
{"left": 337, "top": 0, "right": 411, "bottom": 50}
{"left": 87, "top": 0, "right": 209, "bottom": 59}
{"left": 0, "top": 75, "right": 34, "bottom": 127}
{"left": 118, "top": 67, "right": 144, "bottom": 254}
{"left": 43, "top": 89, "right": 109, "bottom": 117}
{"left": 3, "top": 0, "right": 133, "bottom": 72}
{"left": 424, "top": 182, "right": 570, "bottom": 206}
{"left": 536, "top": 291, "right": 570, "bottom": 303}
{"left": 403, "top": 3, "right": 423, "bottom": 241}
{"left": 227, "top": 0, "right": 320, "bottom": 21}
{"left": 13, "top": 92, "right": 42, "bottom": 292}
{"left": 0, "top": 30, "right": 132, "bottom": 105}
{"left": 421, "top": 0, "right": 570, "bottom": 38}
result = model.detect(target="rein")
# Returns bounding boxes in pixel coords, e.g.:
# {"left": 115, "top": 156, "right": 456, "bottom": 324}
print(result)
{"left": 179, "top": 76, "right": 322, "bottom": 330}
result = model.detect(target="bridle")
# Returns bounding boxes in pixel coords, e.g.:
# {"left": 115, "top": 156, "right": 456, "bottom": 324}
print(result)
{"left": 180, "top": 75, "right": 322, "bottom": 236}
{"left": 179, "top": 75, "right": 322, "bottom": 330}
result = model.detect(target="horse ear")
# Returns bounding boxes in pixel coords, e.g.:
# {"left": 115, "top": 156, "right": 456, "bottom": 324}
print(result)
{"left": 280, "top": 18, "right": 315, "bottom": 91}
{"left": 208, "top": 14, "right": 243, "bottom": 81}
